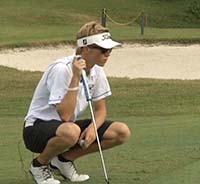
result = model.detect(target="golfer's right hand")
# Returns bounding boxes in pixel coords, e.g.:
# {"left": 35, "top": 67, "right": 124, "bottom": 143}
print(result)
{"left": 79, "top": 125, "right": 96, "bottom": 149}
{"left": 72, "top": 55, "right": 86, "bottom": 78}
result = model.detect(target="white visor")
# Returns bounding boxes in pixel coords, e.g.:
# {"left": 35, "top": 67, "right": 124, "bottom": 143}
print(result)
{"left": 77, "top": 32, "right": 121, "bottom": 49}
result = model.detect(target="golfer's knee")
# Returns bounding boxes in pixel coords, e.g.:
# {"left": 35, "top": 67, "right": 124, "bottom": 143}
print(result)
{"left": 114, "top": 122, "right": 131, "bottom": 145}
{"left": 56, "top": 123, "right": 81, "bottom": 146}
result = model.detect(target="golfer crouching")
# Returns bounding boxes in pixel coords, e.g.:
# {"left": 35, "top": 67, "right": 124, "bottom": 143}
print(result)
{"left": 23, "top": 21, "right": 131, "bottom": 184}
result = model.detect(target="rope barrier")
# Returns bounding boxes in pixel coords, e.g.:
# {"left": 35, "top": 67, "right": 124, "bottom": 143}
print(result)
{"left": 104, "top": 11, "right": 143, "bottom": 26}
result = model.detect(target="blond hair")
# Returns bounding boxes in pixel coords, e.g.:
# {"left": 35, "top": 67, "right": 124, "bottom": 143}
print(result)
{"left": 76, "top": 21, "right": 109, "bottom": 40}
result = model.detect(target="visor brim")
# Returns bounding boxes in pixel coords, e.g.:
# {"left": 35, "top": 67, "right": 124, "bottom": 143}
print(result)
{"left": 95, "top": 39, "right": 121, "bottom": 49}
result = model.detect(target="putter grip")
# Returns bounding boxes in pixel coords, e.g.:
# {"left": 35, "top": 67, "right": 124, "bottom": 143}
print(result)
{"left": 75, "top": 55, "right": 92, "bottom": 101}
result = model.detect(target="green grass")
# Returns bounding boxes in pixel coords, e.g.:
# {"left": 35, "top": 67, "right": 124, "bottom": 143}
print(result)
{"left": 0, "top": 0, "right": 200, "bottom": 48}
{"left": 1, "top": 0, "right": 199, "bottom": 28}
{"left": 1, "top": 25, "right": 200, "bottom": 48}
{"left": 1, "top": 66, "right": 200, "bottom": 184}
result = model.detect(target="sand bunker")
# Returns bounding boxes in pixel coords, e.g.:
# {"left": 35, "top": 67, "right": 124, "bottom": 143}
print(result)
{"left": 0, "top": 44, "right": 200, "bottom": 79}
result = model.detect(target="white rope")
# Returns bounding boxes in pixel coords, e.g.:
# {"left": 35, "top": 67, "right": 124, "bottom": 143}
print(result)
{"left": 104, "top": 11, "right": 143, "bottom": 26}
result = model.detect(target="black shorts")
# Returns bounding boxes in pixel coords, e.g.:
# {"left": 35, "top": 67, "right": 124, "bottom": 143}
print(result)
{"left": 23, "top": 119, "right": 113, "bottom": 153}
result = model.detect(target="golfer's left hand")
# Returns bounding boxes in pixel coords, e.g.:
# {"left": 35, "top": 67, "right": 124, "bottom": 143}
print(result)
{"left": 79, "top": 126, "right": 96, "bottom": 149}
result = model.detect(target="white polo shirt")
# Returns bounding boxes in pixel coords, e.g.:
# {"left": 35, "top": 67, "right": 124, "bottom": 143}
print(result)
{"left": 24, "top": 54, "right": 112, "bottom": 127}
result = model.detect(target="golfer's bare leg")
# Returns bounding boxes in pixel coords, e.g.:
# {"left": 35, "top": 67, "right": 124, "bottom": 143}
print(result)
{"left": 62, "top": 122, "right": 131, "bottom": 161}
{"left": 37, "top": 122, "right": 81, "bottom": 165}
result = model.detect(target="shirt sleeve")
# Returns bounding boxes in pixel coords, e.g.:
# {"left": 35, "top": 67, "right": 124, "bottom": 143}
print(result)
{"left": 92, "top": 68, "right": 112, "bottom": 101}
{"left": 47, "top": 63, "right": 72, "bottom": 105}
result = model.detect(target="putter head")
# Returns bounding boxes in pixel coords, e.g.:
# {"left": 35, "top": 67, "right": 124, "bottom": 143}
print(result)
{"left": 106, "top": 178, "right": 110, "bottom": 184}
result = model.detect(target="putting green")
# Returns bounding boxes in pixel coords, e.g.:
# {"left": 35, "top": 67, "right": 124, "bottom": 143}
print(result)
{"left": 149, "top": 160, "right": 200, "bottom": 184}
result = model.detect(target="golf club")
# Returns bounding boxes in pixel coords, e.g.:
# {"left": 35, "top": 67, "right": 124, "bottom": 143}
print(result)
{"left": 77, "top": 55, "right": 110, "bottom": 184}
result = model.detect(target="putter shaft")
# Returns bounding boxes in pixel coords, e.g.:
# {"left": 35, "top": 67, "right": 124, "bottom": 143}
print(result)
{"left": 81, "top": 69, "right": 110, "bottom": 183}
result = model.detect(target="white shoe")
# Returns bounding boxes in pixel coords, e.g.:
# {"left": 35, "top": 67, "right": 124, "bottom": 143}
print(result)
{"left": 30, "top": 164, "right": 60, "bottom": 184}
{"left": 50, "top": 156, "right": 90, "bottom": 182}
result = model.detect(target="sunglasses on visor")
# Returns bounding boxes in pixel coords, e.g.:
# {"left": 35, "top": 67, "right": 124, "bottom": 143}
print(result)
{"left": 88, "top": 45, "right": 112, "bottom": 54}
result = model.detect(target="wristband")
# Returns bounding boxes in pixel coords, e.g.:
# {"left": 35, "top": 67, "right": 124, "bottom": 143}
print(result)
{"left": 68, "top": 87, "right": 79, "bottom": 91}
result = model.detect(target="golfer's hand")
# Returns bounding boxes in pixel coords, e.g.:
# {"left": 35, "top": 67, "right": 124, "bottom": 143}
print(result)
{"left": 79, "top": 126, "right": 96, "bottom": 149}
{"left": 72, "top": 55, "right": 86, "bottom": 78}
